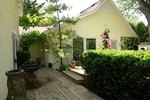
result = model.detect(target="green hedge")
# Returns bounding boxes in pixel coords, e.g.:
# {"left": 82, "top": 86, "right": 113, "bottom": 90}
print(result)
{"left": 121, "top": 37, "right": 139, "bottom": 50}
{"left": 81, "top": 49, "right": 150, "bottom": 100}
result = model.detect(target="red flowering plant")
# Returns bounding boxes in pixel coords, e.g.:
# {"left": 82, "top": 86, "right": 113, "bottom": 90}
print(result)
{"left": 100, "top": 29, "right": 111, "bottom": 49}
{"left": 25, "top": 75, "right": 41, "bottom": 90}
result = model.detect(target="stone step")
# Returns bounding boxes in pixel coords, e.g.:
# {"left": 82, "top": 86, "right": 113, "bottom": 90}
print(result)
{"left": 63, "top": 70, "right": 85, "bottom": 84}
{"left": 69, "top": 66, "right": 86, "bottom": 76}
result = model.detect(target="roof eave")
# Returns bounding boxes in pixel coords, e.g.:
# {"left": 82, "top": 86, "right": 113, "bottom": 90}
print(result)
{"left": 78, "top": 0, "right": 105, "bottom": 19}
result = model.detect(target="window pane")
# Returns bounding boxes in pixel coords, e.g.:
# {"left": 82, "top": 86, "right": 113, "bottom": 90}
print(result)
{"left": 111, "top": 40, "right": 117, "bottom": 49}
{"left": 86, "top": 39, "right": 96, "bottom": 50}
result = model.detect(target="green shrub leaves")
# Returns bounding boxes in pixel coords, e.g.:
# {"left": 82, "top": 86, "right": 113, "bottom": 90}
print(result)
{"left": 81, "top": 49, "right": 150, "bottom": 100}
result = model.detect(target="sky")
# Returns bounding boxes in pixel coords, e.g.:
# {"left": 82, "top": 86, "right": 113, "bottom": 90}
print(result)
{"left": 37, "top": 0, "right": 99, "bottom": 17}
{"left": 37, "top": 0, "right": 147, "bottom": 24}
{"left": 60, "top": 0, "right": 99, "bottom": 17}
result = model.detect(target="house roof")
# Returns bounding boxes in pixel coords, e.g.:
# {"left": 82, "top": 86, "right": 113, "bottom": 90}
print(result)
{"left": 76, "top": 0, "right": 103, "bottom": 18}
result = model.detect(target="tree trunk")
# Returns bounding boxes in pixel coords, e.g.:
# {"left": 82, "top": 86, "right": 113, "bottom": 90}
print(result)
{"left": 148, "top": 25, "right": 150, "bottom": 38}
{"left": 145, "top": 16, "right": 150, "bottom": 37}
{"left": 137, "top": 0, "right": 150, "bottom": 37}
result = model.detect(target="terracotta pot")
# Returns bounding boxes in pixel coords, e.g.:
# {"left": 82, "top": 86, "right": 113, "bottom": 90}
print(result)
{"left": 5, "top": 69, "right": 27, "bottom": 100}
{"left": 69, "top": 63, "right": 75, "bottom": 68}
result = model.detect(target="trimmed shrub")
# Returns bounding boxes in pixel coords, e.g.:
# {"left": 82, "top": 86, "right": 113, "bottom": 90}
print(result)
{"left": 121, "top": 37, "right": 139, "bottom": 50}
{"left": 81, "top": 49, "right": 150, "bottom": 100}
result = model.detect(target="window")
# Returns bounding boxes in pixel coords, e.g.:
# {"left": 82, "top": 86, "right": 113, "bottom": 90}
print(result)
{"left": 73, "top": 37, "right": 97, "bottom": 60}
{"left": 86, "top": 39, "right": 96, "bottom": 50}
{"left": 111, "top": 40, "right": 117, "bottom": 49}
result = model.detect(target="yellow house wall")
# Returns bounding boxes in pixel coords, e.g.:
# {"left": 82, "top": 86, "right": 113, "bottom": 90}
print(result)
{"left": 78, "top": 12, "right": 133, "bottom": 45}
{"left": 29, "top": 43, "right": 41, "bottom": 61}
{"left": 63, "top": 12, "right": 135, "bottom": 49}
{"left": 0, "top": 0, "right": 19, "bottom": 99}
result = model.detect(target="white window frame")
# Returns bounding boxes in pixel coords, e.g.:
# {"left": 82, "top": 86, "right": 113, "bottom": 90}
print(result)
{"left": 111, "top": 40, "right": 118, "bottom": 49}
{"left": 83, "top": 37, "right": 97, "bottom": 51}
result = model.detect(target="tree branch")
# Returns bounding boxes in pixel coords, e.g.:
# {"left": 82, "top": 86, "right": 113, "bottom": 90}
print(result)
{"left": 137, "top": 0, "right": 150, "bottom": 23}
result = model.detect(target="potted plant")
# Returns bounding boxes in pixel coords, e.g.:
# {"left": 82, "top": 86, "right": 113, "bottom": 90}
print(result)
{"left": 69, "top": 61, "right": 76, "bottom": 68}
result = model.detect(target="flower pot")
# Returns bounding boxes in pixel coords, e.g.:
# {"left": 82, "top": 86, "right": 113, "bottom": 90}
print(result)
{"left": 69, "top": 63, "right": 75, "bottom": 68}
{"left": 5, "top": 69, "right": 27, "bottom": 100}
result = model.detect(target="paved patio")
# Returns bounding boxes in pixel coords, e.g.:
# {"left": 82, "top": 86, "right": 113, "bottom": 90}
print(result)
{"left": 27, "top": 68, "right": 103, "bottom": 100}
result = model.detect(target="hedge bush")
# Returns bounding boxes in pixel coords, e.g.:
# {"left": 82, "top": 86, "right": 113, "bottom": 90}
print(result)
{"left": 81, "top": 49, "right": 150, "bottom": 100}
{"left": 121, "top": 37, "right": 139, "bottom": 50}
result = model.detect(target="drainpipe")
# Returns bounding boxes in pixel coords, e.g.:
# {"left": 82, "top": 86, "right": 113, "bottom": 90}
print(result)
{"left": 12, "top": 32, "right": 17, "bottom": 69}
{"left": 83, "top": 37, "right": 86, "bottom": 51}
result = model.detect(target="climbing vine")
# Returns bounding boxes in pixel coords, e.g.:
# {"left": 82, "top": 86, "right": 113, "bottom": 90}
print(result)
{"left": 100, "top": 29, "right": 111, "bottom": 49}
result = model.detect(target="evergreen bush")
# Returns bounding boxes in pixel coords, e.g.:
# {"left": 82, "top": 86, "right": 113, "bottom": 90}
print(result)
{"left": 81, "top": 49, "right": 150, "bottom": 100}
